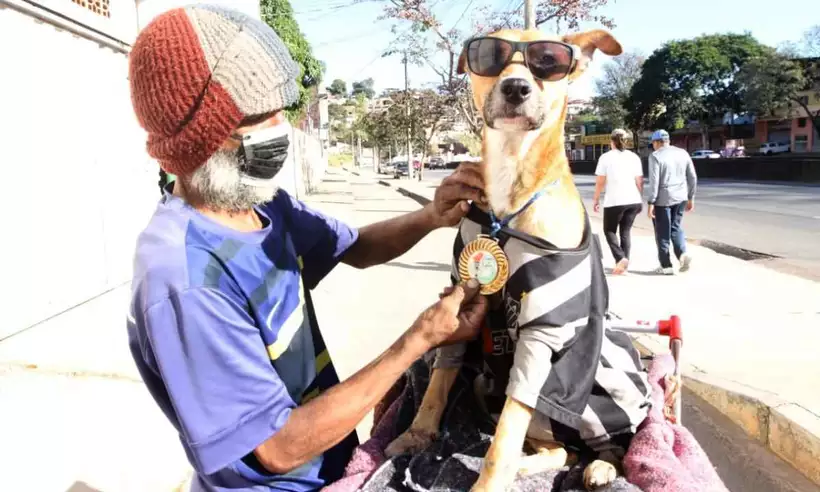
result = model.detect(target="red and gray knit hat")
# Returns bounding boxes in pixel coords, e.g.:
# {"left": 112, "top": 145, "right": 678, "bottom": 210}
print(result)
{"left": 129, "top": 5, "right": 299, "bottom": 175}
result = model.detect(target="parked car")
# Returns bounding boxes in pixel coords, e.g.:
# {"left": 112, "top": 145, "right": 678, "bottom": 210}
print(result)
{"left": 759, "top": 141, "right": 790, "bottom": 155}
{"left": 393, "top": 161, "right": 408, "bottom": 178}
{"left": 427, "top": 157, "right": 445, "bottom": 170}
{"left": 691, "top": 149, "right": 721, "bottom": 159}
{"left": 378, "top": 161, "right": 394, "bottom": 174}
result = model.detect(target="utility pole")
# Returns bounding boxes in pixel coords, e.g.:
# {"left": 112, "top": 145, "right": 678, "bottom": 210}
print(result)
{"left": 524, "top": 0, "right": 536, "bottom": 29}
{"left": 404, "top": 51, "right": 414, "bottom": 180}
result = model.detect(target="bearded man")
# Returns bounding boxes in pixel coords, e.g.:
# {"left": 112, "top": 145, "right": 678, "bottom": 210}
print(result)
{"left": 126, "top": 6, "right": 488, "bottom": 491}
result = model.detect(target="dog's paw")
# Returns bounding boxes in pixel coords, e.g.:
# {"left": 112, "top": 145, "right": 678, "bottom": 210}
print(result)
{"left": 583, "top": 459, "right": 617, "bottom": 490}
{"left": 385, "top": 428, "right": 437, "bottom": 457}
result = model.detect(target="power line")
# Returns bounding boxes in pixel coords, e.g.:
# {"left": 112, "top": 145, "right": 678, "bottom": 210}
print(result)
{"left": 451, "top": 0, "right": 477, "bottom": 30}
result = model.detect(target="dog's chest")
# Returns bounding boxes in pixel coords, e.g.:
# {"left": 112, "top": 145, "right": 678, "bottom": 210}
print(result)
{"left": 483, "top": 129, "right": 539, "bottom": 214}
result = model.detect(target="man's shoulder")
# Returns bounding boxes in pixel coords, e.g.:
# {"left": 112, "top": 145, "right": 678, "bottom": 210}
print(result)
{"left": 131, "top": 202, "right": 230, "bottom": 313}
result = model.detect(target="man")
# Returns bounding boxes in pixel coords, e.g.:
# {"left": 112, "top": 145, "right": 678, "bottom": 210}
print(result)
{"left": 126, "top": 6, "right": 488, "bottom": 491}
{"left": 646, "top": 129, "right": 698, "bottom": 275}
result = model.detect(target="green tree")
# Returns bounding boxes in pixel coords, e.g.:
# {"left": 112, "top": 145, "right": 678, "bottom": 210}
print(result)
{"left": 737, "top": 49, "right": 820, "bottom": 141}
{"left": 327, "top": 79, "right": 347, "bottom": 96}
{"left": 260, "top": 0, "right": 323, "bottom": 122}
{"left": 626, "top": 33, "right": 767, "bottom": 148}
{"left": 592, "top": 51, "right": 644, "bottom": 129}
{"left": 351, "top": 78, "right": 376, "bottom": 99}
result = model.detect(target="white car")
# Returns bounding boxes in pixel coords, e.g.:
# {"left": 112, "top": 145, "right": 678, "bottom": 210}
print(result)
{"left": 759, "top": 141, "right": 790, "bottom": 155}
{"left": 691, "top": 150, "right": 721, "bottom": 159}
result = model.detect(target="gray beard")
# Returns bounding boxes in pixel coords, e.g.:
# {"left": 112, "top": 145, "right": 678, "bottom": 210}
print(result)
{"left": 185, "top": 149, "right": 279, "bottom": 212}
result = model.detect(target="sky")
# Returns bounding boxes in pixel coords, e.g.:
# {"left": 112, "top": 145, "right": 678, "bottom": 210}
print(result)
{"left": 294, "top": 0, "right": 818, "bottom": 101}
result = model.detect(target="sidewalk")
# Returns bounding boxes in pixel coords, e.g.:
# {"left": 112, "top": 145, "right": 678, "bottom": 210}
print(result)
{"left": 377, "top": 172, "right": 820, "bottom": 487}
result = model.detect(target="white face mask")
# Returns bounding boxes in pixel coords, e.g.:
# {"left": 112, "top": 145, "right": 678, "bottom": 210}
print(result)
{"left": 237, "top": 120, "right": 292, "bottom": 187}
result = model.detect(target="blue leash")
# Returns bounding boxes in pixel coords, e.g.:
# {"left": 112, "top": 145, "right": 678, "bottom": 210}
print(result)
{"left": 487, "top": 179, "right": 561, "bottom": 238}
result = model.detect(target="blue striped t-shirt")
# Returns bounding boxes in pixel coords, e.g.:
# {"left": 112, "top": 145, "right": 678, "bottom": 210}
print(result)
{"left": 127, "top": 188, "right": 359, "bottom": 491}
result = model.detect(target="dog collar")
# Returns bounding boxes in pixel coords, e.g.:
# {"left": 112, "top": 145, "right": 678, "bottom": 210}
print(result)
{"left": 488, "top": 178, "right": 561, "bottom": 238}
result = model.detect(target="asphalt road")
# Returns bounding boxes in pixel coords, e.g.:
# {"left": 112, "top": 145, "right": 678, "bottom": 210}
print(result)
{"left": 420, "top": 169, "right": 820, "bottom": 281}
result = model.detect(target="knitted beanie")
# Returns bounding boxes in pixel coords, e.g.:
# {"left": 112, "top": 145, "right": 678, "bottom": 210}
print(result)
{"left": 129, "top": 5, "right": 300, "bottom": 175}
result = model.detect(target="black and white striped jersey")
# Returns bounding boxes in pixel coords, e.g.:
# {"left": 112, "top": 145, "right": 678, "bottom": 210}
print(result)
{"left": 435, "top": 204, "right": 652, "bottom": 452}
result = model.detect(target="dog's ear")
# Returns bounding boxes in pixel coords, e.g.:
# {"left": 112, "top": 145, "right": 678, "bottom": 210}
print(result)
{"left": 562, "top": 29, "right": 622, "bottom": 81}
{"left": 457, "top": 43, "right": 469, "bottom": 75}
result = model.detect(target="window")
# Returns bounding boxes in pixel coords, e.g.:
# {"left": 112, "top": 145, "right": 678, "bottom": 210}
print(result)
{"left": 796, "top": 95, "right": 809, "bottom": 106}
{"left": 71, "top": 0, "right": 110, "bottom": 18}
{"left": 794, "top": 135, "right": 808, "bottom": 152}
{"left": 798, "top": 118, "right": 807, "bottom": 128}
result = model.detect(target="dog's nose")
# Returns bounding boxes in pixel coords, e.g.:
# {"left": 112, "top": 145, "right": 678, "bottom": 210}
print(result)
{"left": 500, "top": 78, "right": 532, "bottom": 105}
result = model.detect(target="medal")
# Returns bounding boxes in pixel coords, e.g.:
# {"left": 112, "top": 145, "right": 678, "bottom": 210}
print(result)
{"left": 458, "top": 235, "right": 509, "bottom": 295}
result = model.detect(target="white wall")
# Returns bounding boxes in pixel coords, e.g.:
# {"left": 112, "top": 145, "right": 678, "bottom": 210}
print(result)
{"left": 0, "top": 4, "right": 157, "bottom": 339}
{"left": 136, "top": 0, "right": 260, "bottom": 28}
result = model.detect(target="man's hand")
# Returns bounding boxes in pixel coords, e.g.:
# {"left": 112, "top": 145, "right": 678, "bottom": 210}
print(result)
{"left": 593, "top": 200, "right": 601, "bottom": 214}
{"left": 686, "top": 200, "right": 695, "bottom": 212}
{"left": 410, "top": 279, "right": 488, "bottom": 349}
{"left": 647, "top": 204, "right": 655, "bottom": 219}
{"left": 428, "top": 165, "right": 487, "bottom": 228}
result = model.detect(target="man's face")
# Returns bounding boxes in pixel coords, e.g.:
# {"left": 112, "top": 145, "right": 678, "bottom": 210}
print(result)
{"left": 185, "top": 112, "right": 287, "bottom": 212}
{"left": 652, "top": 140, "right": 662, "bottom": 151}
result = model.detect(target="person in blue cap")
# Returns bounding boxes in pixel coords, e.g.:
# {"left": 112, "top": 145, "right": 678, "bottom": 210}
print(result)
{"left": 646, "top": 130, "right": 698, "bottom": 275}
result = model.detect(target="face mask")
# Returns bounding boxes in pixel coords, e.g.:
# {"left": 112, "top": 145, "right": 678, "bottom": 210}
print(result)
{"left": 236, "top": 121, "right": 291, "bottom": 184}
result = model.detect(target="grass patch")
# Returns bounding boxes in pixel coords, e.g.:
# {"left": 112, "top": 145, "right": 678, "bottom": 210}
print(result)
{"left": 329, "top": 152, "right": 353, "bottom": 167}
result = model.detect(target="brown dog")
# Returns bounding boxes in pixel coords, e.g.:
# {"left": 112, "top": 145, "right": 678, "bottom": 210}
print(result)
{"left": 386, "top": 29, "right": 652, "bottom": 491}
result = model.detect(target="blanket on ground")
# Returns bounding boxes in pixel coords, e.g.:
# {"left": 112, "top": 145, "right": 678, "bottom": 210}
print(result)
{"left": 322, "top": 354, "right": 727, "bottom": 492}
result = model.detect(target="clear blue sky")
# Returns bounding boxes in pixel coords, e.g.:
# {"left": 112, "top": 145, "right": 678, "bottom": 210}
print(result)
{"left": 294, "top": 0, "right": 817, "bottom": 100}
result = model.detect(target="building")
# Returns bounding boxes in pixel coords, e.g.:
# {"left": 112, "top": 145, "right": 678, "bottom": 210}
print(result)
{"left": 754, "top": 87, "right": 819, "bottom": 153}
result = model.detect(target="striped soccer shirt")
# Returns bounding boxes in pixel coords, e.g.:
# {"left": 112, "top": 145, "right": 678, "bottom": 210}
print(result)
{"left": 436, "top": 204, "right": 652, "bottom": 452}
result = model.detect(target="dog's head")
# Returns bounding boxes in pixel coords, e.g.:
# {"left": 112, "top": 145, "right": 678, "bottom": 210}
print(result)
{"left": 458, "top": 29, "right": 622, "bottom": 132}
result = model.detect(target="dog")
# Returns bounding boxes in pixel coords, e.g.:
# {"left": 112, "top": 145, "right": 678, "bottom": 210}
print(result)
{"left": 385, "top": 29, "right": 655, "bottom": 491}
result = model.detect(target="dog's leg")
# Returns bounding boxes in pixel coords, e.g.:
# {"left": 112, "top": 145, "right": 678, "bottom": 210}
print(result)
{"left": 471, "top": 396, "right": 533, "bottom": 492}
{"left": 583, "top": 450, "right": 623, "bottom": 491}
{"left": 518, "top": 439, "right": 573, "bottom": 476}
{"left": 385, "top": 366, "right": 460, "bottom": 456}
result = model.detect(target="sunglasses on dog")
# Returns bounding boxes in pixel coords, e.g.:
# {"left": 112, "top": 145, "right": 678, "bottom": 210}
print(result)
{"left": 463, "top": 37, "right": 578, "bottom": 82}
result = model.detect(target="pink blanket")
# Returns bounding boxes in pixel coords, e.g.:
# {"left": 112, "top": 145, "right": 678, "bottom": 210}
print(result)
{"left": 623, "top": 355, "right": 728, "bottom": 492}
{"left": 324, "top": 355, "right": 728, "bottom": 492}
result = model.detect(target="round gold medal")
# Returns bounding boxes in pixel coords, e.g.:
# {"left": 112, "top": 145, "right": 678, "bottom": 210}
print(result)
{"left": 458, "top": 235, "right": 509, "bottom": 295}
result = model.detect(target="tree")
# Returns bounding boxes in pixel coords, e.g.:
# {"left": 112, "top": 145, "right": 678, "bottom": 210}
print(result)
{"left": 737, "top": 49, "right": 820, "bottom": 141}
{"left": 376, "top": 0, "right": 616, "bottom": 138}
{"left": 626, "top": 33, "right": 768, "bottom": 148}
{"left": 327, "top": 79, "right": 348, "bottom": 96}
{"left": 357, "top": 89, "right": 454, "bottom": 175}
{"left": 802, "top": 25, "right": 820, "bottom": 56}
{"left": 351, "top": 78, "right": 376, "bottom": 99}
{"left": 592, "top": 51, "right": 644, "bottom": 129}
{"left": 261, "top": 0, "right": 323, "bottom": 122}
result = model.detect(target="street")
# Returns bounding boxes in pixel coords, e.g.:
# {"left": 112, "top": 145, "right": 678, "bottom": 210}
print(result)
{"left": 420, "top": 169, "right": 820, "bottom": 280}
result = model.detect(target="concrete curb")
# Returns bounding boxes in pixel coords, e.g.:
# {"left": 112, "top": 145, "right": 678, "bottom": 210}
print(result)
{"left": 379, "top": 180, "right": 432, "bottom": 205}
{"left": 631, "top": 337, "right": 820, "bottom": 487}
{"left": 379, "top": 177, "right": 820, "bottom": 486}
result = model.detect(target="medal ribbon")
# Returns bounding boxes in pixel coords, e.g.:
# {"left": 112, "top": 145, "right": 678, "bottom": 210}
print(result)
{"left": 487, "top": 179, "right": 561, "bottom": 238}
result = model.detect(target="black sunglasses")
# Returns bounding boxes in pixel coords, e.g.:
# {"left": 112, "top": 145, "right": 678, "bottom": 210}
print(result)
{"left": 463, "top": 37, "right": 578, "bottom": 82}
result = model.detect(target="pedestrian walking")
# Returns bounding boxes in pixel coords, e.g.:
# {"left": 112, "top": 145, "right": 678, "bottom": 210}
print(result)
{"left": 646, "top": 130, "right": 698, "bottom": 275}
{"left": 593, "top": 129, "right": 644, "bottom": 275}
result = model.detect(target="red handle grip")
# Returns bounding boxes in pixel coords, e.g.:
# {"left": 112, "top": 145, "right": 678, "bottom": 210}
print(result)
{"left": 658, "top": 315, "right": 682, "bottom": 342}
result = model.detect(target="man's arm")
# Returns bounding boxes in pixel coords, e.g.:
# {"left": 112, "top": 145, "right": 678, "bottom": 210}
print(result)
{"left": 342, "top": 205, "right": 438, "bottom": 269}
{"left": 254, "top": 280, "right": 486, "bottom": 473}
{"left": 646, "top": 154, "right": 660, "bottom": 204}
{"left": 342, "top": 165, "right": 485, "bottom": 269}
{"left": 685, "top": 153, "right": 698, "bottom": 201}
